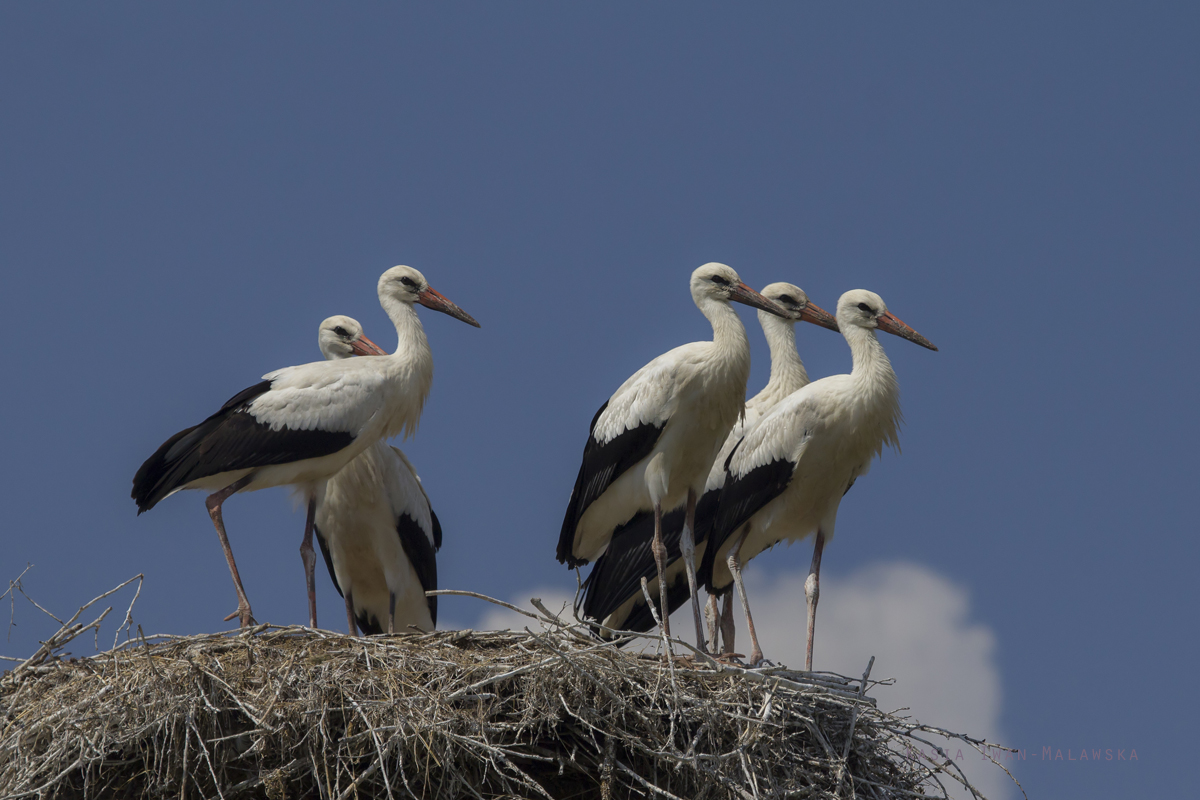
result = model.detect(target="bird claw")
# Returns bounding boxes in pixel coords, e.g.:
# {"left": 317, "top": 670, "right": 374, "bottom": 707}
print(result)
{"left": 224, "top": 607, "right": 257, "bottom": 628}
{"left": 747, "top": 655, "right": 775, "bottom": 670}
{"left": 713, "top": 652, "right": 746, "bottom": 665}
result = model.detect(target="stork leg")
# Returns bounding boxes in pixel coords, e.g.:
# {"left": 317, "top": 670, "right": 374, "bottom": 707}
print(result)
{"left": 705, "top": 593, "right": 719, "bottom": 653}
{"left": 344, "top": 589, "right": 358, "bottom": 636}
{"left": 206, "top": 474, "right": 256, "bottom": 628}
{"left": 804, "top": 530, "right": 826, "bottom": 672}
{"left": 650, "top": 501, "right": 671, "bottom": 639}
{"left": 678, "top": 488, "right": 707, "bottom": 652}
{"left": 388, "top": 591, "right": 396, "bottom": 635}
{"left": 298, "top": 494, "right": 318, "bottom": 629}
{"left": 727, "top": 525, "right": 766, "bottom": 667}
{"left": 719, "top": 590, "right": 736, "bottom": 656}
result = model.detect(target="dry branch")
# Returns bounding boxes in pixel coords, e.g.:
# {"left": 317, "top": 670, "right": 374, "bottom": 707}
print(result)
{"left": 1, "top": 589, "right": 1018, "bottom": 799}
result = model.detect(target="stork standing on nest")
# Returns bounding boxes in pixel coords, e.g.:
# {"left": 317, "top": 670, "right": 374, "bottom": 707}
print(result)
{"left": 311, "top": 315, "right": 442, "bottom": 635}
{"left": 577, "top": 283, "right": 838, "bottom": 647}
{"left": 699, "top": 289, "right": 937, "bottom": 668}
{"left": 132, "top": 266, "right": 478, "bottom": 629}
{"left": 557, "top": 263, "right": 791, "bottom": 649}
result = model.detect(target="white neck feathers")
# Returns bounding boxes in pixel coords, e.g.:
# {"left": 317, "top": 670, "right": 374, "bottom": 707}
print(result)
{"left": 752, "top": 311, "right": 809, "bottom": 409}
{"left": 698, "top": 295, "right": 750, "bottom": 357}
{"left": 843, "top": 323, "right": 903, "bottom": 452}
{"left": 378, "top": 295, "right": 434, "bottom": 439}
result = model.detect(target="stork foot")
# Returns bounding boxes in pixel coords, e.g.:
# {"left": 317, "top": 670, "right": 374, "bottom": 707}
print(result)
{"left": 747, "top": 655, "right": 775, "bottom": 670}
{"left": 223, "top": 604, "right": 257, "bottom": 628}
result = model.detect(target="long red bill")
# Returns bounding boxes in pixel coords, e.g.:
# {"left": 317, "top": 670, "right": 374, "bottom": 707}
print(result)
{"left": 877, "top": 311, "right": 937, "bottom": 351}
{"left": 350, "top": 334, "right": 388, "bottom": 356}
{"left": 417, "top": 287, "right": 481, "bottom": 328}
{"left": 799, "top": 301, "right": 840, "bottom": 332}
{"left": 729, "top": 282, "right": 789, "bottom": 318}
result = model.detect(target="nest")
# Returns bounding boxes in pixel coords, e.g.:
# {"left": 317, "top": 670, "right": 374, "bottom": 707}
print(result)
{"left": 1, "top": 582, "right": 1015, "bottom": 800}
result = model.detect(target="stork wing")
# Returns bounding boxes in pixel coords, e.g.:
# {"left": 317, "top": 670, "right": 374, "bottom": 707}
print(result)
{"left": 396, "top": 511, "right": 439, "bottom": 626}
{"left": 389, "top": 446, "right": 441, "bottom": 551}
{"left": 132, "top": 379, "right": 355, "bottom": 513}
{"left": 699, "top": 391, "right": 824, "bottom": 591}
{"left": 314, "top": 525, "right": 343, "bottom": 600}
{"left": 579, "top": 489, "right": 720, "bottom": 636}
{"left": 556, "top": 348, "right": 708, "bottom": 566}
{"left": 556, "top": 400, "right": 666, "bottom": 566}
{"left": 253, "top": 358, "right": 389, "bottom": 434}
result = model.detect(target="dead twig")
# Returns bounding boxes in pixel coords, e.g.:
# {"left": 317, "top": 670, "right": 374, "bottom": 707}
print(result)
{"left": 0, "top": 586, "right": 1012, "bottom": 800}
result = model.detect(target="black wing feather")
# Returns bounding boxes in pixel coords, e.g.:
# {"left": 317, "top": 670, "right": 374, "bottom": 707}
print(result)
{"left": 556, "top": 400, "right": 665, "bottom": 567}
{"left": 396, "top": 513, "right": 439, "bottom": 627}
{"left": 429, "top": 508, "right": 443, "bottom": 551}
{"left": 356, "top": 613, "right": 384, "bottom": 636}
{"left": 132, "top": 380, "right": 355, "bottom": 513}
{"left": 699, "top": 458, "right": 796, "bottom": 592}
{"left": 315, "top": 525, "right": 342, "bottom": 599}
{"left": 579, "top": 489, "right": 720, "bottom": 639}
{"left": 578, "top": 506, "right": 682, "bottom": 631}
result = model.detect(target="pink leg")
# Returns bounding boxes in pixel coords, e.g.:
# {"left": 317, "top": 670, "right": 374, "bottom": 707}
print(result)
{"left": 727, "top": 525, "right": 766, "bottom": 666}
{"left": 299, "top": 493, "right": 318, "bottom": 629}
{"left": 679, "top": 488, "right": 707, "bottom": 652}
{"left": 804, "top": 531, "right": 826, "bottom": 672}
{"left": 719, "top": 591, "right": 736, "bottom": 656}
{"left": 705, "top": 593, "right": 719, "bottom": 652}
{"left": 205, "top": 474, "right": 256, "bottom": 628}
{"left": 650, "top": 501, "right": 671, "bottom": 639}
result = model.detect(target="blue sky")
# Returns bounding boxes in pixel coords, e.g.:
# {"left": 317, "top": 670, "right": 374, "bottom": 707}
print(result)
{"left": 2, "top": 4, "right": 1197, "bottom": 798}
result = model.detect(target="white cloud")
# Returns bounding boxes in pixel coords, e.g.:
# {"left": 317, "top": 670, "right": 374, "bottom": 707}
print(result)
{"left": 469, "top": 561, "right": 1014, "bottom": 800}
{"left": 731, "top": 561, "right": 1012, "bottom": 800}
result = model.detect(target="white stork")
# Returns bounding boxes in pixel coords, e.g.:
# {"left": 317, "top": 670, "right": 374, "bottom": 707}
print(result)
{"left": 316, "top": 314, "right": 390, "bottom": 361}
{"left": 311, "top": 315, "right": 441, "bottom": 636}
{"left": 576, "top": 283, "right": 838, "bottom": 648}
{"left": 557, "top": 263, "right": 790, "bottom": 646}
{"left": 132, "top": 266, "right": 478, "bottom": 628}
{"left": 699, "top": 289, "right": 937, "bottom": 668}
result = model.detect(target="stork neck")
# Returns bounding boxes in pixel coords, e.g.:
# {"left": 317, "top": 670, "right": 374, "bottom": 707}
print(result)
{"left": 380, "top": 296, "right": 431, "bottom": 358}
{"left": 374, "top": 293, "right": 436, "bottom": 441}
{"left": 700, "top": 296, "right": 750, "bottom": 356}
{"left": 757, "top": 311, "right": 809, "bottom": 401}
{"left": 845, "top": 323, "right": 898, "bottom": 397}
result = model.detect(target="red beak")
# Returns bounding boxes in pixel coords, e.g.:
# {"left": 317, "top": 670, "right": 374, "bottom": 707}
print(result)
{"left": 798, "top": 301, "right": 840, "bottom": 332}
{"left": 729, "top": 282, "right": 790, "bottom": 318}
{"left": 417, "top": 287, "right": 481, "bottom": 328}
{"left": 350, "top": 334, "right": 388, "bottom": 356}
{"left": 877, "top": 311, "right": 938, "bottom": 351}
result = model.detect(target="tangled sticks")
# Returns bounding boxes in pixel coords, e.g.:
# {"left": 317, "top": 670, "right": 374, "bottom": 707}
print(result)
{"left": 1, "top": 589, "right": 1018, "bottom": 800}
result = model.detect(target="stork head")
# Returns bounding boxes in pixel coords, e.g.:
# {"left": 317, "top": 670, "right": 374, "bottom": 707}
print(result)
{"left": 378, "top": 265, "right": 481, "bottom": 327}
{"left": 318, "top": 315, "right": 388, "bottom": 361}
{"left": 690, "top": 263, "right": 789, "bottom": 317}
{"left": 837, "top": 289, "right": 937, "bottom": 351}
{"left": 760, "top": 282, "right": 839, "bottom": 331}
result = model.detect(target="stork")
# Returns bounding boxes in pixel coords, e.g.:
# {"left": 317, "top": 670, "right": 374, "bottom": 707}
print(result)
{"left": 699, "top": 289, "right": 936, "bottom": 668}
{"left": 132, "top": 266, "right": 478, "bottom": 628}
{"left": 577, "top": 283, "right": 838, "bottom": 649}
{"left": 317, "top": 314, "right": 390, "bottom": 361}
{"left": 557, "top": 263, "right": 790, "bottom": 647}
{"left": 311, "top": 315, "right": 442, "bottom": 636}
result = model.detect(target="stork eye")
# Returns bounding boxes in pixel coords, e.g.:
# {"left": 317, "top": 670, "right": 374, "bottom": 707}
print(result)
{"left": 333, "top": 326, "right": 349, "bottom": 337}
{"left": 711, "top": 275, "right": 730, "bottom": 286}
{"left": 778, "top": 294, "right": 797, "bottom": 306}
{"left": 857, "top": 302, "right": 874, "bottom": 314}
{"left": 400, "top": 276, "right": 417, "bottom": 288}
